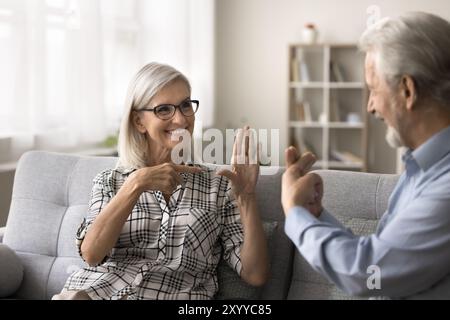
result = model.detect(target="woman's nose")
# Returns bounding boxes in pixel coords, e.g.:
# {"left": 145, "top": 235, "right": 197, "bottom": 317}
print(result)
{"left": 171, "top": 108, "right": 188, "bottom": 125}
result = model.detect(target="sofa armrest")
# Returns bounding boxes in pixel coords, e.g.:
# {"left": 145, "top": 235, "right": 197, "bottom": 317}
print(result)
{"left": 0, "top": 227, "right": 6, "bottom": 243}
{"left": 0, "top": 227, "right": 5, "bottom": 243}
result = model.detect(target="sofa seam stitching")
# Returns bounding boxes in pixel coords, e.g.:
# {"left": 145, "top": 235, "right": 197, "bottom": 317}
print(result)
{"left": 14, "top": 250, "right": 81, "bottom": 259}
{"left": 44, "top": 256, "right": 57, "bottom": 299}
{"left": 375, "top": 176, "right": 381, "bottom": 219}
{"left": 45, "top": 157, "right": 80, "bottom": 298}
{"left": 10, "top": 197, "right": 87, "bottom": 207}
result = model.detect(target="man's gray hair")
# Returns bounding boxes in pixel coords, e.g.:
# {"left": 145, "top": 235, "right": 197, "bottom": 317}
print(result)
{"left": 359, "top": 12, "right": 450, "bottom": 106}
{"left": 117, "top": 62, "right": 191, "bottom": 169}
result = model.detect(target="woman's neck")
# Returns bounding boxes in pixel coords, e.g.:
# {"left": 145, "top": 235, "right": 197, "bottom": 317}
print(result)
{"left": 146, "top": 142, "right": 172, "bottom": 167}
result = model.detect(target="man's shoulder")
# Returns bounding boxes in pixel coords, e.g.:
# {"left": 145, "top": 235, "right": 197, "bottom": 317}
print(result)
{"left": 418, "top": 162, "right": 450, "bottom": 199}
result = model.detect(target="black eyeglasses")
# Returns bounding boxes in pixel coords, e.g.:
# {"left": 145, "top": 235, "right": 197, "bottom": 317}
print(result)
{"left": 139, "top": 99, "right": 199, "bottom": 120}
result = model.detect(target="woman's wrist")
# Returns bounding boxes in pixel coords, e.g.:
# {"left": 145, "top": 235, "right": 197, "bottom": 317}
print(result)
{"left": 124, "top": 170, "right": 144, "bottom": 196}
{"left": 236, "top": 193, "right": 257, "bottom": 206}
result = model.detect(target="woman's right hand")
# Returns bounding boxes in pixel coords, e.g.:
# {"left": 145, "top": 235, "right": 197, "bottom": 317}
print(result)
{"left": 129, "top": 163, "right": 204, "bottom": 194}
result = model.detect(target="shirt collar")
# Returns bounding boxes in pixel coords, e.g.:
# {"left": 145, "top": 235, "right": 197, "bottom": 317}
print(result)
{"left": 114, "top": 162, "right": 209, "bottom": 176}
{"left": 115, "top": 166, "right": 137, "bottom": 175}
{"left": 408, "top": 126, "right": 450, "bottom": 172}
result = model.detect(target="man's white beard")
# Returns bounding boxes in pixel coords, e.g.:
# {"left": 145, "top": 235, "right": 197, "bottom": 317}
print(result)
{"left": 386, "top": 126, "right": 405, "bottom": 148}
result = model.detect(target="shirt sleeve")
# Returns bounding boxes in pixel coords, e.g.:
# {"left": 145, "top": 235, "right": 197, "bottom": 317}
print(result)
{"left": 284, "top": 180, "right": 450, "bottom": 298}
{"left": 319, "top": 209, "right": 353, "bottom": 233}
{"left": 76, "top": 170, "right": 114, "bottom": 264}
{"left": 219, "top": 181, "right": 244, "bottom": 276}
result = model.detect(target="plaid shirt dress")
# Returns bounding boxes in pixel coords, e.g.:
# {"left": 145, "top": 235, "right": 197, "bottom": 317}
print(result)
{"left": 63, "top": 165, "right": 244, "bottom": 300}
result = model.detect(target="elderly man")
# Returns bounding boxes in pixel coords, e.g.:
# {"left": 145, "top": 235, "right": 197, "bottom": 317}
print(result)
{"left": 282, "top": 11, "right": 450, "bottom": 299}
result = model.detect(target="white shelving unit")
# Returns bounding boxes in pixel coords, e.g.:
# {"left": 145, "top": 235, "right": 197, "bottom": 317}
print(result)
{"left": 288, "top": 44, "right": 368, "bottom": 171}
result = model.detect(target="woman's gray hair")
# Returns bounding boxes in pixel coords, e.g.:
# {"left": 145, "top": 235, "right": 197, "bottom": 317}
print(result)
{"left": 359, "top": 12, "right": 450, "bottom": 106}
{"left": 117, "top": 62, "right": 191, "bottom": 169}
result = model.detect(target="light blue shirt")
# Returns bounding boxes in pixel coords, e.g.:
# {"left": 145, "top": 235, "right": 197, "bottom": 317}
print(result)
{"left": 285, "top": 126, "right": 450, "bottom": 299}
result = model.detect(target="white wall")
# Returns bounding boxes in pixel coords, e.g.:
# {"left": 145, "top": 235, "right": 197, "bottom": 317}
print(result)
{"left": 215, "top": 0, "right": 450, "bottom": 173}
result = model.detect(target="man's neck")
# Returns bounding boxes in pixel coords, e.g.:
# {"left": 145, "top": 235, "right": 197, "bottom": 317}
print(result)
{"left": 407, "top": 105, "right": 450, "bottom": 150}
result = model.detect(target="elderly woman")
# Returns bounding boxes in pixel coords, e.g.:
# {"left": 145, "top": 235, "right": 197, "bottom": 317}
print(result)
{"left": 53, "top": 62, "right": 269, "bottom": 300}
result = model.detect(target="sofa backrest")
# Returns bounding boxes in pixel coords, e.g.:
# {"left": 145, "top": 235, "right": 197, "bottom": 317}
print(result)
{"left": 3, "top": 151, "right": 293, "bottom": 300}
{"left": 4, "top": 152, "right": 117, "bottom": 299}
{"left": 4, "top": 151, "right": 399, "bottom": 300}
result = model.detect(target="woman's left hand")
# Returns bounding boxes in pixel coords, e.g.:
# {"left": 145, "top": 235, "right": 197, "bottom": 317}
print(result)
{"left": 217, "top": 126, "right": 260, "bottom": 200}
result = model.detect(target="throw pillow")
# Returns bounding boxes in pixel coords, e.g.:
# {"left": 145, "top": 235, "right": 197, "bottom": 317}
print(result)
{"left": 0, "top": 244, "right": 24, "bottom": 298}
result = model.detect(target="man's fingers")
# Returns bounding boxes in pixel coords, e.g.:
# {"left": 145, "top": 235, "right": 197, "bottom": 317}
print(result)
{"left": 285, "top": 146, "right": 300, "bottom": 167}
{"left": 173, "top": 164, "right": 204, "bottom": 174}
{"left": 295, "top": 152, "right": 317, "bottom": 175}
{"left": 301, "top": 152, "right": 316, "bottom": 173}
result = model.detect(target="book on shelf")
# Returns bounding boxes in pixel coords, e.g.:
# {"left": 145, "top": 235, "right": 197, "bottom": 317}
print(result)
{"left": 302, "top": 101, "right": 312, "bottom": 122}
{"left": 330, "top": 61, "right": 345, "bottom": 82}
{"left": 291, "top": 59, "right": 300, "bottom": 82}
{"left": 299, "top": 60, "right": 310, "bottom": 82}
{"left": 330, "top": 150, "right": 363, "bottom": 164}
{"left": 329, "top": 91, "right": 341, "bottom": 122}
{"left": 293, "top": 101, "right": 312, "bottom": 122}
{"left": 295, "top": 48, "right": 311, "bottom": 82}
{"left": 291, "top": 57, "right": 311, "bottom": 82}
{"left": 294, "top": 102, "right": 305, "bottom": 121}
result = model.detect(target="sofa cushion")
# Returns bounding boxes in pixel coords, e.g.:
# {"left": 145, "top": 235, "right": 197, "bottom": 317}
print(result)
{"left": 4, "top": 152, "right": 399, "bottom": 300}
{"left": 215, "top": 221, "right": 278, "bottom": 300}
{"left": 287, "top": 170, "right": 399, "bottom": 300}
{"left": 0, "top": 244, "right": 24, "bottom": 297}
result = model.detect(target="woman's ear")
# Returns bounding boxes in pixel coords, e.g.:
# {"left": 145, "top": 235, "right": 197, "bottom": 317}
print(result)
{"left": 132, "top": 111, "right": 147, "bottom": 134}
{"left": 400, "top": 75, "right": 418, "bottom": 111}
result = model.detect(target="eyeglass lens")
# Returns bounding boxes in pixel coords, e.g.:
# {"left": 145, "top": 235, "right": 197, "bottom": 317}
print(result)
{"left": 155, "top": 100, "right": 197, "bottom": 119}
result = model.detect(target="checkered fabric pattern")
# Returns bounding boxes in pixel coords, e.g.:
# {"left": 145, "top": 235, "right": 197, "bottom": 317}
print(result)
{"left": 63, "top": 165, "right": 243, "bottom": 300}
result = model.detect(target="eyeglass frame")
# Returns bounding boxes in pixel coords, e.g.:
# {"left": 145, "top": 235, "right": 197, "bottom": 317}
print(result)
{"left": 137, "top": 99, "right": 199, "bottom": 120}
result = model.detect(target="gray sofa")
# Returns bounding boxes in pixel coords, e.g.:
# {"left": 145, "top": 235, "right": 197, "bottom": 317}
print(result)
{"left": 0, "top": 151, "right": 398, "bottom": 300}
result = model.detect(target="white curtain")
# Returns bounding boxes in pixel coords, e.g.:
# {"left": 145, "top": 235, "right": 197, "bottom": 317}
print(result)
{"left": 0, "top": 0, "right": 107, "bottom": 160}
{"left": 0, "top": 0, "right": 215, "bottom": 163}
{"left": 137, "top": 0, "right": 215, "bottom": 129}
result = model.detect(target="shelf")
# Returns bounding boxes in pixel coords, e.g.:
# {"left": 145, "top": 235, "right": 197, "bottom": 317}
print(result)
{"left": 288, "top": 44, "right": 368, "bottom": 172}
{"left": 290, "top": 121, "right": 364, "bottom": 129}
{"left": 290, "top": 82, "right": 327, "bottom": 89}
{"left": 290, "top": 82, "right": 365, "bottom": 89}
{"left": 312, "top": 161, "right": 326, "bottom": 168}
{"left": 328, "top": 161, "right": 364, "bottom": 169}
{"left": 289, "top": 121, "right": 325, "bottom": 128}
{"left": 329, "top": 82, "right": 365, "bottom": 89}
{"left": 312, "top": 161, "right": 364, "bottom": 169}
{"left": 328, "top": 122, "right": 364, "bottom": 129}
